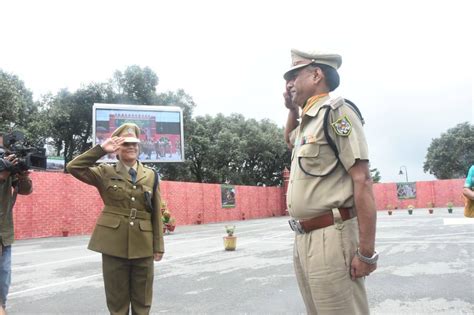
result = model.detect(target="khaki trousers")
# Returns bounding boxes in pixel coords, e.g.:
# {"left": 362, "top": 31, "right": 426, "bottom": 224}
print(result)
{"left": 102, "top": 254, "right": 154, "bottom": 315}
{"left": 293, "top": 215, "right": 369, "bottom": 315}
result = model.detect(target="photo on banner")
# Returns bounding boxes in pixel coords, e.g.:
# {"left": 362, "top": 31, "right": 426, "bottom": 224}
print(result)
{"left": 396, "top": 182, "right": 417, "bottom": 199}
{"left": 221, "top": 184, "right": 236, "bottom": 208}
{"left": 93, "top": 103, "right": 184, "bottom": 163}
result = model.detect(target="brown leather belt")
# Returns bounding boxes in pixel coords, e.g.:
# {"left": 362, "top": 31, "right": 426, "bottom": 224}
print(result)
{"left": 289, "top": 208, "right": 355, "bottom": 234}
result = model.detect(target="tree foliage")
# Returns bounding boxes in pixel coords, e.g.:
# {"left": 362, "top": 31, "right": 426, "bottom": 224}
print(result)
{"left": 0, "top": 69, "right": 36, "bottom": 132}
{"left": 1, "top": 66, "right": 290, "bottom": 186}
{"left": 179, "top": 114, "right": 289, "bottom": 185}
{"left": 423, "top": 122, "right": 474, "bottom": 179}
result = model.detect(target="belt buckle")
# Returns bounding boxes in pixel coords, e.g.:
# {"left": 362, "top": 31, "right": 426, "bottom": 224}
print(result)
{"left": 288, "top": 219, "right": 305, "bottom": 234}
{"left": 130, "top": 208, "right": 137, "bottom": 220}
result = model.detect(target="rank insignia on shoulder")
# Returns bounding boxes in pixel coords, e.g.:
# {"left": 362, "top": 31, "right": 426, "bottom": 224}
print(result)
{"left": 331, "top": 115, "right": 352, "bottom": 136}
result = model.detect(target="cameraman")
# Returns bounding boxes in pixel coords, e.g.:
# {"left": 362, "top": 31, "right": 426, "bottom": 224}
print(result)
{"left": 0, "top": 140, "right": 32, "bottom": 312}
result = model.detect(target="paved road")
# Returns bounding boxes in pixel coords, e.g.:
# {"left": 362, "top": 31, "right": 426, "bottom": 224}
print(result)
{"left": 6, "top": 208, "right": 474, "bottom": 314}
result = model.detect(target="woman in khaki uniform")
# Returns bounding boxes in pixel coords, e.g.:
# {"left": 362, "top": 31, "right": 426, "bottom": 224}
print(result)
{"left": 67, "top": 123, "right": 164, "bottom": 315}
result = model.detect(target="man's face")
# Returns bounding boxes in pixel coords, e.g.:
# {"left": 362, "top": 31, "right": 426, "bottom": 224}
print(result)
{"left": 118, "top": 142, "right": 139, "bottom": 162}
{"left": 285, "top": 66, "right": 318, "bottom": 107}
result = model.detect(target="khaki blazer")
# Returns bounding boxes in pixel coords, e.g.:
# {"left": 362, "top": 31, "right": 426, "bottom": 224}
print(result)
{"left": 67, "top": 145, "right": 164, "bottom": 258}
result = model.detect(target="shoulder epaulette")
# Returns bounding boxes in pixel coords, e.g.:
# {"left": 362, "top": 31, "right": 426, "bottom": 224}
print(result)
{"left": 300, "top": 97, "right": 364, "bottom": 178}
{"left": 329, "top": 96, "right": 345, "bottom": 110}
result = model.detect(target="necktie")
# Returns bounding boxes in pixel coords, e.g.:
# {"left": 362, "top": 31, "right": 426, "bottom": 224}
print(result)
{"left": 129, "top": 168, "right": 137, "bottom": 184}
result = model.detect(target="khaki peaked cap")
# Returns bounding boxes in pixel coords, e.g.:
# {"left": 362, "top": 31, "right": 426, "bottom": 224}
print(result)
{"left": 284, "top": 48, "right": 342, "bottom": 80}
{"left": 111, "top": 123, "right": 141, "bottom": 143}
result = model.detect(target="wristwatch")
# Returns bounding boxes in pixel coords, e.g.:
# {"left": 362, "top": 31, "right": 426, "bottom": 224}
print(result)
{"left": 356, "top": 248, "right": 379, "bottom": 265}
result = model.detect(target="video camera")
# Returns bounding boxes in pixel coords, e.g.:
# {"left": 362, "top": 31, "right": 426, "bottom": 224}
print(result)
{"left": 0, "top": 131, "right": 47, "bottom": 174}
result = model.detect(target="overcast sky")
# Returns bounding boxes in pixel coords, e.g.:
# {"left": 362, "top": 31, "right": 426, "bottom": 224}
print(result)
{"left": 1, "top": 0, "right": 472, "bottom": 183}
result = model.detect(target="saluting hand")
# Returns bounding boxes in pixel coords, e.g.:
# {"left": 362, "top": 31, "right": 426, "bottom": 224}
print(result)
{"left": 283, "top": 89, "right": 298, "bottom": 112}
{"left": 101, "top": 137, "right": 125, "bottom": 153}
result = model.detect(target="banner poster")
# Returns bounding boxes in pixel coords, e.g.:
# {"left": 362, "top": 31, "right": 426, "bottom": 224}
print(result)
{"left": 221, "top": 184, "right": 236, "bottom": 208}
{"left": 396, "top": 182, "right": 417, "bottom": 199}
{"left": 93, "top": 103, "right": 184, "bottom": 163}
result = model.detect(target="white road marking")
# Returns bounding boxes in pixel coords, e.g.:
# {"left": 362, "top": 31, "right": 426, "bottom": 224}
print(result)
{"left": 443, "top": 218, "right": 474, "bottom": 225}
{"left": 12, "top": 255, "right": 99, "bottom": 271}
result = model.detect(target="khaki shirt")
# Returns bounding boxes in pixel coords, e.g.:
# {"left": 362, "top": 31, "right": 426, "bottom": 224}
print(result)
{"left": 287, "top": 95, "right": 369, "bottom": 220}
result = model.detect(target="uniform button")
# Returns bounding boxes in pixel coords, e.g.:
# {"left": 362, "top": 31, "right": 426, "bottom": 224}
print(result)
{"left": 130, "top": 222, "right": 134, "bottom": 226}
{"left": 133, "top": 185, "right": 137, "bottom": 189}
{"left": 131, "top": 197, "right": 135, "bottom": 201}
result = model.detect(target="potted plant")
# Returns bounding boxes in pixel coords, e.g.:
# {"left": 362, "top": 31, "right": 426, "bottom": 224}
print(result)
{"left": 447, "top": 202, "right": 454, "bottom": 214}
{"left": 407, "top": 205, "right": 414, "bottom": 215}
{"left": 223, "top": 225, "right": 237, "bottom": 251}
{"left": 427, "top": 201, "right": 434, "bottom": 214}
{"left": 166, "top": 218, "right": 176, "bottom": 232}
{"left": 61, "top": 215, "right": 70, "bottom": 237}
{"left": 387, "top": 204, "right": 394, "bottom": 215}
{"left": 161, "top": 200, "right": 176, "bottom": 234}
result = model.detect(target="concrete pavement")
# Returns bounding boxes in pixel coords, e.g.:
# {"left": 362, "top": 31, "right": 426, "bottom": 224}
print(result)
{"left": 6, "top": 208, "right": 474, "bottom": 314}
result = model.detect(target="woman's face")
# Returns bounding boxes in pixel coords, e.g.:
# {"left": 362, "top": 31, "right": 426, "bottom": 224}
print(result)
{"left": 118, "top": 142, "right": 139, "bottom": 163}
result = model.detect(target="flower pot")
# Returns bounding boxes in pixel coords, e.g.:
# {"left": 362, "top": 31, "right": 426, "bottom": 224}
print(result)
{"left": 166, "top": 224, "right": 176, "bottom": 232}
{"left": 223, "top": 236, "right": 237, "bottom": 251}
{"left": 428, "top": 209, "right": 433, "bottom": 214}
{"left": 408, "top": 209, "right": 413, "bottom": 215}
{"left": 62, "top": 231, "right": 69, "bottom": 237}
{"left": 388, "top": 210, "right": 393, "bottom": 215}
{"left": 448, "top": 208, "right": 453, "bottom": 214}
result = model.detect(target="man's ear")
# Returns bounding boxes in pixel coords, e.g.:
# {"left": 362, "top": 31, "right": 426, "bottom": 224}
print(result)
{"left": 314, "top": 67, "right": 324, "bottom": 79}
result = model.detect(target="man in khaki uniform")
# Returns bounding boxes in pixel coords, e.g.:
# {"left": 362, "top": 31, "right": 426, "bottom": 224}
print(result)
{"left": 283, "top": 49, "right": 378, "bottom": 314}
{"left": 67, "top": 123, "right": 164, "bottom": 315}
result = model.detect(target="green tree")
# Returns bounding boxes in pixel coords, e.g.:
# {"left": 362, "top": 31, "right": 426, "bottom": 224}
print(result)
{"left": 46, "top": 83, "right": 115, "bottom": 165}
{"left": 423, "top": 122, "right": 474, "bottom": 179}
{"left": 179, "top": 114, "right": 290, "bottom": 185}
{"left": 111, "top": 65, "right": 158, "bottom": 105}
{"left": 0, "top": 69, "right": 36, "bottom": 132}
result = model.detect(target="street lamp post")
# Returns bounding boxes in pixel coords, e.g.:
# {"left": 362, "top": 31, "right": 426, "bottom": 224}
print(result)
{"left": 399, "top": 165, "right": 408, "bottom": 182}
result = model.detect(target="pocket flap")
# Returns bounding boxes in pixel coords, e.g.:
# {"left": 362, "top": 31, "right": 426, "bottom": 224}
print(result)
{"left": 97, "top": 215, "right": 121, "bottom": 229}
{"left": 297, "top": 144, "right": 320, "bottom": 158}
{"left": 139, "top": 220, "right": 153, "bottom": 232}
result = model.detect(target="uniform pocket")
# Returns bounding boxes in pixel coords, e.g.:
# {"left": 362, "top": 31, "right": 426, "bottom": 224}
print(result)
{"left": 96, "top": 214, "right": 121, "bottom": 229}
{"left": 341, "top": 218, "right": 359, "bottom": 268}
{"left": 296, "top": 144, "right": 320, "bottom": 177}
{"left": 297, "top": 143, "right": 338, "bottom": 178}
{"left": 106, "top": 179, "right": 126, "bottom": 201}
{"left": 139, "top": 220, "right": 153, "bottom": 232}
{"left": 323, "top": 226, "right": 347, "bottom": 269}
